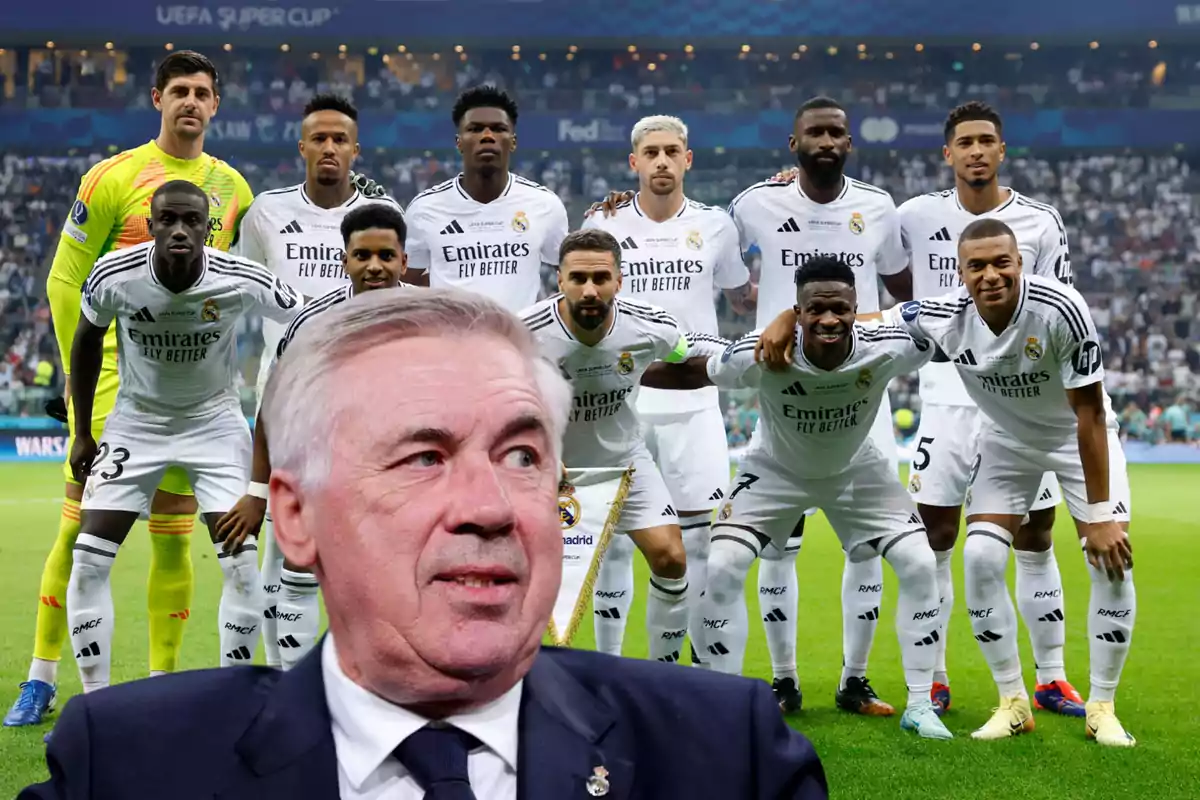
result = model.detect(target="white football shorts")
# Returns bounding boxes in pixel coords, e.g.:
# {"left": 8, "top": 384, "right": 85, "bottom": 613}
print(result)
{"left": 965, "top": 424, "right": 1130, "bottom": 523}
{"left": 909, "top": 403, "right": 1061, "bottom": 512}
{"left": 711, "top": 442, "right": 927, "bottom": 562}
{"left": 82, "top": 404, "right": 252, "bottom": 515}
{"left": 640, "top": 404, "right": 731, "bottom": 513}
{"left": 613, "top": 446, "right": 680, "bottom": 533}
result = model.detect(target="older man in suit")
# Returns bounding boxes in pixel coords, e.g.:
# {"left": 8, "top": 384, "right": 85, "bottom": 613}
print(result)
{"left": 21, "top": 288, "right": 828, "bottom": 800}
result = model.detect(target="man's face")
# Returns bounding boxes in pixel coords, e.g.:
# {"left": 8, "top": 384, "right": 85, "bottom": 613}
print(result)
{"left": 944, "top": 120, "right": 1004, "bottom": 189}
{"left": 287, "top": 335, "right": 561, "bottom": 700}
{"left": 791, "top": 108, "right": 851, "bottom": 187}
{"left": 958, "top": 234, "right": 1023, "bottom": 314}
{"left": 152, "top": 73, "right": 220, "bottom": 141}
{"left": 300, "top": 110, "right": 360, "bottom": 187}
{"left": 558, "top": 250, "right": 621, "bottom": 331}
{"left": 148, "top": 191, "right": 209, "bottom": 264}
{"left": 794, "top": 280, "right": 857, "bottom": 358}
{"left": 630, "top": 130, "right": 691, "bottom": 197}
{"left": 456, "top": 107, "right": 515, "bottom": 175}
{"left": 344, "top": 228, "right": 406, "bottom": 293}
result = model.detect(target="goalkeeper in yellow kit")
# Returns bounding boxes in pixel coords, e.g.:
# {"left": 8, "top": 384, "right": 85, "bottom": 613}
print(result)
{"left": 5, "top": 51, "right": 253, "bottom": 728}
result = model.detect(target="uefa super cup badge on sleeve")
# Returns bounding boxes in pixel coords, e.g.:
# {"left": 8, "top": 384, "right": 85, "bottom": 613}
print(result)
{"left": 546, "top": 466, "right": 634, "bottom": 647}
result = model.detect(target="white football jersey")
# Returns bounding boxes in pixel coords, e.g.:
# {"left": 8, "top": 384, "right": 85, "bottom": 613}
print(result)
{"left": 521, "top": 295, "right": 689, "bottom": 468}
{"left": 582, "top": 193, "right": 749, "bottom": 415}
{"left": 893, "top": 274, "right": 1117, "bottom": 447}
{"left": 272, "top": 284, "right": 414, "bottom": 365}
{"left": 81, "top": 242, "right": 302, "bottom": 420}
{"left": 406, "top": 173, "right": 569, "bottom": 312}
{"left": 728, "top": 177, "right": 906, "bottom": 327}
{"left": 900, "top": 188, "right": 1072, "bottom": 406}
{"left": 235, "top": 183, "right": 404, "bottom": 364}
{"left": 707, "top": 324, "right": 932, "bottom": 478}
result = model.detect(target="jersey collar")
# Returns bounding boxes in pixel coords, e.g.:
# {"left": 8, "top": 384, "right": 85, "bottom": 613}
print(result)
{"left": 632, "top": 193, "right": 688, "bottom": 219}
{"left": 147, "top": 245, "right": 208, "bottom": 293}
{"left": 954, "top": 186, "right": 1018, "bottom": 215}
{"left": 794, "top": 324, "right": 857, "bottom": 371}
{"left": 795, "top": 176, "right": 849, "bottom": 204}
{"left": 454, "top": 172, "right": 514, "bottom": 203}
{"left": 299, "top": 184, "right": 362, "bottom": 210}
{"left": 551, "top": 294, "right": 617, "bottom": 345}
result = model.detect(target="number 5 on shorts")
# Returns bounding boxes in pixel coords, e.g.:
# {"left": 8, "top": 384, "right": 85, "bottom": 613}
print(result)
{"left": 912, "top": 437, "right": 934, "bottom": 471}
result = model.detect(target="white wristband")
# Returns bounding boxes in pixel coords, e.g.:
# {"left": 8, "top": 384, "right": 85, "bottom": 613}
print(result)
{"left": 1083, "top": 502, "right": 1114, "bottom": 523}
{"left": 247, "top": 481, "right": 270, "bottom": 500}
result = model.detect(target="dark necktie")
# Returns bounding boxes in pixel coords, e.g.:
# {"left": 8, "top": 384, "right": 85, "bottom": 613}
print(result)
{"left": 394, "top": 725, "right": 481, "bottom": 799}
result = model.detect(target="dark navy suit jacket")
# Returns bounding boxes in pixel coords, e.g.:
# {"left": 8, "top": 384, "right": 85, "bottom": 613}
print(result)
{"left": 20, "top": 645, "right": 828, "bottom": 799}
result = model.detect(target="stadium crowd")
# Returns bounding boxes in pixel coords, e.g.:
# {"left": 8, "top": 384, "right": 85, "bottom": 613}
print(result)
{"left": 1, "top": 42, "right": 1197, "bottom": 114}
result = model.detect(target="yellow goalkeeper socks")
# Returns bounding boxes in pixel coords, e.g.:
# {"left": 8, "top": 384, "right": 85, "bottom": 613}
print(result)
{"left": 147, "top": 514, "right": 195, "bottom": 674}
{"left": 31, "top": 498, "right": 81, "bottom": 672}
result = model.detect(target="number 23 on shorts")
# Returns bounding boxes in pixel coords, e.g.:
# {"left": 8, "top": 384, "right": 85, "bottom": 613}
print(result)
{"left": 90, "top": 441, "right": 131, "bottom": 481}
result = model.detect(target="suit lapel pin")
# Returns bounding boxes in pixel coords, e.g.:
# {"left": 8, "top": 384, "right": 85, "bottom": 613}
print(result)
{"left": 586, "top": 765, "right": 610, "bottom": 796}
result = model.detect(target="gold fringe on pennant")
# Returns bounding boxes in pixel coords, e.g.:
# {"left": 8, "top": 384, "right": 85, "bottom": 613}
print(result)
{"left": 545, "top": 464, "right": 635, "bottom": 647}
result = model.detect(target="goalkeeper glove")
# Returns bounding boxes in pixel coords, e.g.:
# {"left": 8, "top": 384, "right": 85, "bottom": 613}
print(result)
{"left": 349, "top": 170, "right": 388, "bottom": 199}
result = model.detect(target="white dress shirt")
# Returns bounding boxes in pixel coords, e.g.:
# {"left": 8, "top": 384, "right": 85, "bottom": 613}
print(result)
{"left": 322, "top": 635, "right": 522, "bottom": 799}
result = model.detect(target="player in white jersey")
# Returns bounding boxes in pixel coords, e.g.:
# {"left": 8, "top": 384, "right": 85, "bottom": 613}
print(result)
{"left": 65, "top": 182, "right": 302, "bottom": 692}
{"left": 896, "top": 101, "right": 1084, "bottom": 717}
{"left": 642, "top": 257, "right": 952, "bottom": 740}
{"left": 217, "top": 203, "right": 411, "bottom": 670}
{"left": 404, "top": 85, "right": 569, "bottom": 312}
{"left": 520, "top": 229, "right": 712, "bottom": 664}
{"left": 581, "top": 115, "right": 757, "bottom": 669}
{"left": 727, "top": 97, "right": 911, "bottom": 715}
{"left": 881, "top": 219, "right": 1136, "bottom": 746}
{"left": 233, "top": 94, "right": 404, "bottom": 667}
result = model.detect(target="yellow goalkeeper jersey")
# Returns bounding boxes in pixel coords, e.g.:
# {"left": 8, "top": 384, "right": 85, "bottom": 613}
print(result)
{"left": 50, "top": 139, "right": 254, "bottom": 287}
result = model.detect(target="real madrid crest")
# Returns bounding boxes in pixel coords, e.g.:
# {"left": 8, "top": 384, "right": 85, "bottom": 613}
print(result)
{"left": 208, "top": 192, "right": 222, "bottom": 208}
{"left": 558, "top": 482, "right": 581, "bottom": 530}
{"left": 201, "top": 298, "right": 220, "bottom": 322}
{"left": 586, "top": 766, "right": 611, "bottom": 797}
{"left": 1024, "top": 336, "right": 1043, "bottom": 361}
{"left": 685, "top": 229, "right": 703, "bottom": 251}
{"left": 718, "top": 501, "right": 733, "bottom": 521}
{"left": 855, "top": 368, "right": 872, "bottom": 390}
{"left": 617, "top": 351, "right": 634, "bottom": 375}
{"left": 908, "top": 473, "right": 921, "bottom": 494}
{"left": 849, "top": 211, "right": 865, "bottom": 235}
{"left": 511, "top": 210, "right": 529, "bottom": 233}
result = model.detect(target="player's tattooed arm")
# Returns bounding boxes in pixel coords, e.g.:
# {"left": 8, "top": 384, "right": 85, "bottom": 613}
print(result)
{"left": 584, "top": 190, "right": 635, "bottom": 219}
{"left": 722, "top": 280, "right": 758, "bottom": 315}
{"left": 1068, "top": 381, "right": 1132, "bottom": 581}
{"left": 67, "top": 316, "right": 107, "bottom": 482}
{"left": 641, "top": 357, "right": 714, "bottom": 390}
{"left": 215, "top": 415, "right": 270, "bottom": 552}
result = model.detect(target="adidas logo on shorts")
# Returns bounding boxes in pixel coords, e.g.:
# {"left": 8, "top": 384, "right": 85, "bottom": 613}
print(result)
{"left": 662, "top": 504, "right": 676, "bottom": 516}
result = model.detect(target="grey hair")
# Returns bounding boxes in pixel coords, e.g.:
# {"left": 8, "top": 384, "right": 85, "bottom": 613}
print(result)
{"left": 261, "top": 287, "right": 572, "bottom": 488}
{"left": 630, "top": 115, "right": 689, "bottom": 151}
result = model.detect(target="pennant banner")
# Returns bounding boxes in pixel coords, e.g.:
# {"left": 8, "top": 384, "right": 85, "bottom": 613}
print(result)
{"left": 546, "top": 466, "right": 634, "bottom": 647}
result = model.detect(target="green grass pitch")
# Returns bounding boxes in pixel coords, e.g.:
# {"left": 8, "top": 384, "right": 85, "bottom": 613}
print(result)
{"left": 1, "top": 461, "right": 1198, "bottom": 799}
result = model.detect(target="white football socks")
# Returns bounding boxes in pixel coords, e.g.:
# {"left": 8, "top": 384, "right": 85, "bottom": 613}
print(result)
{"left": 67, "top": 534, "right": 119, "bottom": 693}
{"left": 1086, "top": 552, "right": 1136, "bottom": 703}
{"left": 680, "top": 519, "right": 711, "bottom": 668}
{"left": 260, "top": 510, "right": 283, "bottom": 668}
{"left": 592, "top": 533, "right": 635, "bottom": 656}
{"left": 646, "top": 572, "right": 689, "bottom": 663}
{"left": 840, "top": 554, "right": 883, "bottom": 690}
{"left": 1014, "top": 547, "right": 1067, "bottom": 685}
{"left": 277, "top": 568, "right": 321, "bottom": 670}
{"left": 758, "top": 549, "right": 799, "bottom": 683}
{"left": 932, "top": 548, "right": 954, "bottom": 686}
{"left": 701, "top": 539, "right": 756, "bottom": 674}
{"left": 881, "top": 534, "right": 941, "bottom": 708}
{"left": 217, "top": 541, "right": 264, "bottom": 667}
{"left": 963, "top": 522, "right": 1025, "bottom": 697}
